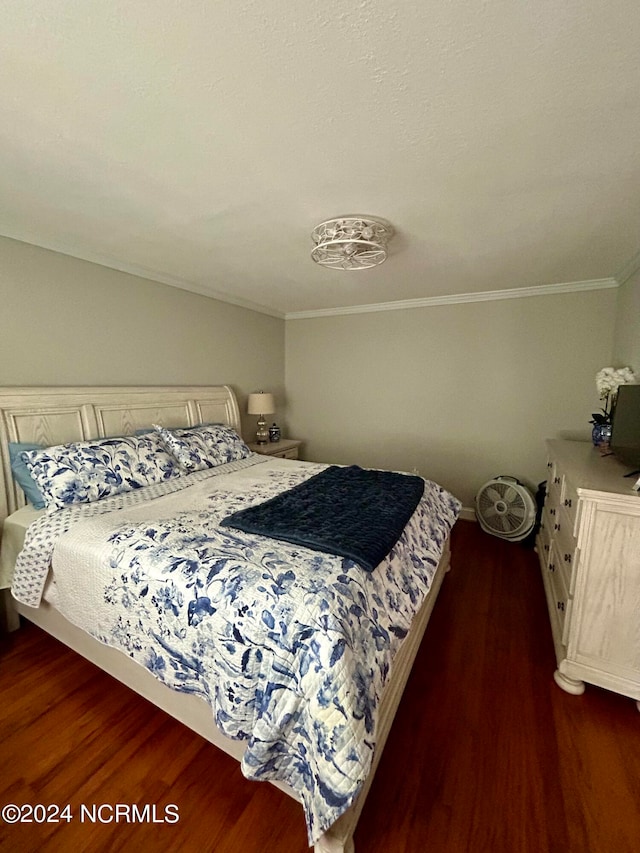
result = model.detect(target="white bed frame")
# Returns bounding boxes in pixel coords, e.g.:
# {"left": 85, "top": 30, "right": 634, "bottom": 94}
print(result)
{"left": 0, "top": 385, "right": 450, "bottom": 853}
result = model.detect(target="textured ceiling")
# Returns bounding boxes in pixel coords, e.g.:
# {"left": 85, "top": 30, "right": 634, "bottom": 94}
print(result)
{"left": 1, "top": 1, "right": 639, "bottom": 317}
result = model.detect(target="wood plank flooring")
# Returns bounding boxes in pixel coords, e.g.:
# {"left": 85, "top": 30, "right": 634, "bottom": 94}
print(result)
{"left": 1, "top": 520, "right": 639, "bottom": 852}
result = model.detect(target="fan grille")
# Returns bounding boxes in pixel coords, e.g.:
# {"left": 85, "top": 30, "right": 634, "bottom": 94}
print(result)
{"left": 475, "top": 478, "right": 536, "bottom": 540}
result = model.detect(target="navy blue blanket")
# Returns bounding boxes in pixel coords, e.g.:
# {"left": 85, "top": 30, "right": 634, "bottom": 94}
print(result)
{"left": 221, "top": 465, "right": 425, "bottom": 572}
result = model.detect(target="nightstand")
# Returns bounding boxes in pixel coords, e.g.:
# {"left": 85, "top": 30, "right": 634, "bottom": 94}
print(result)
{"left": 248, "top": 439, "right": 302, "bottom": 460}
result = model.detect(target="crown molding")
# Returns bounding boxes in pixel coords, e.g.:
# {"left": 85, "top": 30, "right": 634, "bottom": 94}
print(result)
{"left": 615, "top": 249, "right": 640, "bottom": 285}
{"left": 284, "top": 278, "right": 619, "bottom": 320}
{"left": 0, "top": 231, "right": 622, "bottom": 321}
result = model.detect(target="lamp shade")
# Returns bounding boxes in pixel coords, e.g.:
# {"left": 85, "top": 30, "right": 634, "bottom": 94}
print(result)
{"left": 247, "top": 392, "right": 275, "bottom": 415}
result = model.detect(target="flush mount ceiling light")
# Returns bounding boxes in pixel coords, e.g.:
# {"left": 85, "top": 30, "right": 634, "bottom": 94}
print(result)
{"left": 310, "top": 216, "right": 394, "bottom": 270}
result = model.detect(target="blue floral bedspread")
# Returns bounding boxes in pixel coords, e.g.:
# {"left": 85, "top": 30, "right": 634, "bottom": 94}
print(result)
{"left": 12, "top": 458, "right": 460, "bottom": 844}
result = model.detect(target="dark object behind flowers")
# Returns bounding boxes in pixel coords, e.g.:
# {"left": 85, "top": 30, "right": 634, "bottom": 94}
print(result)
{"left": 221, "top": 465, "right": 425, "bottom": 572}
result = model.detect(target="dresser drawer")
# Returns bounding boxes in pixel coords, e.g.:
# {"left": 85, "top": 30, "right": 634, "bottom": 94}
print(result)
{"left": 248, "top": 439, "right": 302, "bottom": 459}
{"left": 547, "top": 540, "right": 570, "bottom": 641}
{"left": 546, "top": 462, "right": 563, "bottom": 511}
{"left": 556, "top": 511, "right": 579, "bottom": 593}
{"left": 548, "top": 496, "right": 573, "bottom": 543}
{"left": 537, "top": 511, "right": 552, "bottom": 564}
{"left": 543, "top": 493, "right": 560, "bottom": 543}
{"left": 560, "top": 476, "right": 579, "bottom": 534}
{"left": 279, "top": 447, "right": 299, "bottom": 459}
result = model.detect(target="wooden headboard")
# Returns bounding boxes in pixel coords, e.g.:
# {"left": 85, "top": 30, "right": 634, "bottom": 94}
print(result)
{"left": 0, "top": 385, "right": 241, "bottom": 524}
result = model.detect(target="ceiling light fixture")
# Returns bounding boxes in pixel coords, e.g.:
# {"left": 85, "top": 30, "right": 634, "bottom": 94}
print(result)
{"left": 311, "top": 216, "right": 393, "bottom": 270}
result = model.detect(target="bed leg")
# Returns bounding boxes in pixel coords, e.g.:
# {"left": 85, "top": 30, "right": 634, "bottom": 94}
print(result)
{"left": 0, "top": 588, "right": 19, "bottom": 632}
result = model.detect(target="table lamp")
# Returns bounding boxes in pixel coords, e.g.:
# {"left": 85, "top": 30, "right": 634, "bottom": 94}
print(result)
{"left": 247, "top": 391, "right": 275, "bottom": 444}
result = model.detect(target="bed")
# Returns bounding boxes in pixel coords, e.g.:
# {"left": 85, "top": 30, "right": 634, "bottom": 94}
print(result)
{"left": 0, "top": 384, "right": 460, "bottom": 853}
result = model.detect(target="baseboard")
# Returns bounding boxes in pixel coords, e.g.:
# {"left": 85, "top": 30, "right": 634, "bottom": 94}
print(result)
{"left": 459, "top": 507, "right": 477, "bottom": 522}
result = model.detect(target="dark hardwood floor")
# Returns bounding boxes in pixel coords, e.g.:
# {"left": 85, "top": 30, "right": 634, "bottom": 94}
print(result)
{"left": 1, "top": 520, "right": 639, "bottom": 852}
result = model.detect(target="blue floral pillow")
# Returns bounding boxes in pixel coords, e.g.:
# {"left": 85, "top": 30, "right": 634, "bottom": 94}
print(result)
{"left": 152, "top": 425, "right": 218, "bottom": 472}
{"left": 153, "top": 424, "right": 251, "bottom": 471}
{"left": 22, "top": 432, "right": 181, "bottom": 512}
{"left": 204, "top": 424, "right": 252, "bottom": 464}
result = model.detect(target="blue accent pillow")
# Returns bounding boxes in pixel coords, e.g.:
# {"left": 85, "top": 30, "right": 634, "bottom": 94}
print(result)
{"left": 9, "top": 442, "right": 46, "bottom": 509}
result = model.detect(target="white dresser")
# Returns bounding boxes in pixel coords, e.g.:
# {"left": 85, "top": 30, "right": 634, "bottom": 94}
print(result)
{"left": 537, "top": 439, "right": 640, "bottom": 708}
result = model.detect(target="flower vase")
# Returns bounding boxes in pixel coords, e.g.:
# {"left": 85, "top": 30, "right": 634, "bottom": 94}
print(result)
{"left": 592, "top": 423, "right": 612, "bottom": 447}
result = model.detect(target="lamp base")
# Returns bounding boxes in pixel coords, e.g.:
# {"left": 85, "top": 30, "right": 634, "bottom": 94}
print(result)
{"left": 255, "top": 416, "right": 269, "bottom": 444}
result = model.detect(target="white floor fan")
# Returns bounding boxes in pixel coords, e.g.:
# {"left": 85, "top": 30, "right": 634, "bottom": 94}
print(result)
{"left": 475, "top": 476, "right": 537, "bottom": 542}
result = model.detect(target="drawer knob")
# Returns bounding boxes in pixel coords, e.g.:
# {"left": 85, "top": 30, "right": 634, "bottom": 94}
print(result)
{"left": 564, "top": 498, "right": 572, "bottom": 508}
{"left": 554, "top": 476, "right": 561, "bottom": 485}
{"left": 564, "top": 553, "right": 572, "bottom": 564}
{"left": 554, "top": 523, "right": 560, "bottom": 531}
{"left": 549, "top": 562, "right": 555, "bottom": 572}
{"left": 557, "top": 601, "right": 565, "bottom": 612}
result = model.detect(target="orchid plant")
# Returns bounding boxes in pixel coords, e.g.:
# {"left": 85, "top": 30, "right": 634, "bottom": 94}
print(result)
{"left": 590, "top": 366, "right": 636, "bottom": 425}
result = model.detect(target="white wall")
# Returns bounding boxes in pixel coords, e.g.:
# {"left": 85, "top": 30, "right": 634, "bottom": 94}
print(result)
{"left": 0, "top": 237, "right": 285, "bottom": 438}
{"left": 613, "top": 270, "right": 640, "bottom": 371}
{"left": 285, "top": 289, "right": 617, "bottom": 509}
{"left": 0, "top": 233, "right": 627, "bottom": 511}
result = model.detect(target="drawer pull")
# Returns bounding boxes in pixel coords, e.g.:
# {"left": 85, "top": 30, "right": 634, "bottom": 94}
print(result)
{"left": 563, "top": 553, "right": 572, "bottom": 564}
{"left": 550, "top": 508, "right": 556, "bottom": 516}
{"left": 549, "top": 562, "right": 555, "bottom": 572}
{"left": 564, "top": 498, "right": 572, "bottom": 508}
{"left": 557, "top": 601, "right": 565, "bottom": 612}
{"left": 554, "top": 476, "right": 561, "bottom": 485}
{"left": 554, "top": 523, "right": 560, "bottom": 531}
